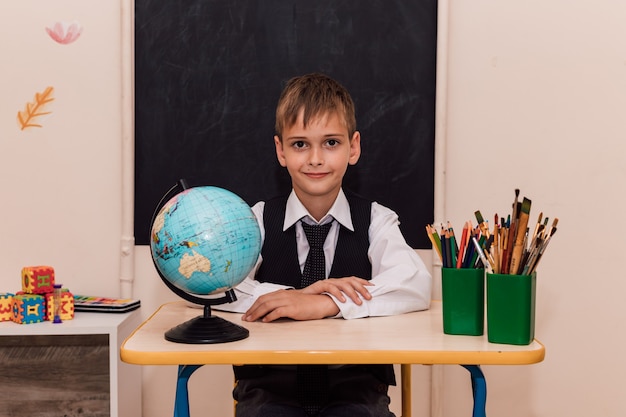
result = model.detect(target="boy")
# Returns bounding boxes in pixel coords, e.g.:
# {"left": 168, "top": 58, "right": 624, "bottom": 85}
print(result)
{"left": 221, "top": 73, "right": 432, "bottom": 417}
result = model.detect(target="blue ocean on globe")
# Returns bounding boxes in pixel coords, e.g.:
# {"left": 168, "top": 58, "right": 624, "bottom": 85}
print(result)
{"left": 150, "top": 186, "right": 261, "bottom": 296}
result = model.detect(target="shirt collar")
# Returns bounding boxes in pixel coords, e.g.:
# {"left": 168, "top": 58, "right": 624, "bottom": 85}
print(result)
{"left": 283, "top": 189, "right": 354, "bottom": 231}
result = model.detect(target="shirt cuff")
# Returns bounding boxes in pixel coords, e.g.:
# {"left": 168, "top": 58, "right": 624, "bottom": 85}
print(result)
{"left": 325, "top": 293, "right": 369, "bottom": 319}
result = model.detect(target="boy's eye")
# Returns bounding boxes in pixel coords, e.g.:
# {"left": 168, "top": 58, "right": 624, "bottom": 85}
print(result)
{"left": 293, "top": 141, "right": 307, "bottom": 149}
{"left": 326, "top": 139, "right": 339, "bottom": 147}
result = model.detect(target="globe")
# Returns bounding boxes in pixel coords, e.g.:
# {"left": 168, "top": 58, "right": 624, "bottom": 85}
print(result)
{"left": 149, "top": 181, "right": 261, "bottom": 344}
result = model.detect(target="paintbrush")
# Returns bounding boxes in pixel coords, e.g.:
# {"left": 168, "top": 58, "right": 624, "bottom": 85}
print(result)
{"left": 530, "top": 212, "right": 543, "bottom": 246}
{"left": 471, "top": 236, "right": 494, "bottom": 274}
{"left": 527, "top": 224, "right": 558, "bottom": 274}
{"left": 491, "top": 214, "right": 500, "bottom": 273}
{"left": 546, "top": 218, "right": 559, "bottom": 239}
{"left": 511, "top": 188, "right": 520, "bottom": 222}
{"left": 498, "top": 217, "right": 506, "bottom": 273}
{"left": 502, "top": 215, "right": 515, "bottom": 274}
{"left": 475, "top": 210, "right": 490, "bottom": 239}
{"left": 509, "top": 197, "right": 532, "bottom": 274}
{"left": 521, "top": 237, "right": 542, "bottom": 275}
{"left": 483, "top": 235, "right": 497, "bottom": 271}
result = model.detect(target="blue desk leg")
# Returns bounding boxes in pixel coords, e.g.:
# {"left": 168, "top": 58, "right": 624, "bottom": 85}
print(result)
{"left": 174, "top": 365, "right": 204, "bottom": 417}
{"left": 462, "top": 365, "right": 486, "bottom": 417}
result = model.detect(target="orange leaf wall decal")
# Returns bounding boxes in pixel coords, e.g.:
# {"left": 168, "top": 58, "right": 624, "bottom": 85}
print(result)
{"left": 17, "top": 86, "right": 55, "bottom": 131}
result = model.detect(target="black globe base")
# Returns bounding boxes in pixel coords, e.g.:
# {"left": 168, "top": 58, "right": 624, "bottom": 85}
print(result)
{"left": 165, "top": 314, "right": 249, "bottom": 344}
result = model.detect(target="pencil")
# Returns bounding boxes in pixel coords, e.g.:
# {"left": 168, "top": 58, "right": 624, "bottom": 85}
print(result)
{"left": 439, "top": 225, "right": 448, "bottom": 268}
{"left": 448, "top": 224, "right": 458, "bottom": 269}
{"left": 460, "top": 226, "right": 472, "bottom": 268}
{"left": 456, "top": 221, "right": 469, "bottom": 268}
{"left": 426, "top": 225, "right": 442, "bottom": 261}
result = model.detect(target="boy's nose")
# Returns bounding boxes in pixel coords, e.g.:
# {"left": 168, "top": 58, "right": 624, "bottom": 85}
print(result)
{"left": 308, "top": 148, "right": 323, "bottom": 166}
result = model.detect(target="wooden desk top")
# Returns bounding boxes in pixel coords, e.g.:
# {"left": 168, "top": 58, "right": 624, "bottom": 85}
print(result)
{"left": 121, "top": 301, "right": 544, "bottom": 366}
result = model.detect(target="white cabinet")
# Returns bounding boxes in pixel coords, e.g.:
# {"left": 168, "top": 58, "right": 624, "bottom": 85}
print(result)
{"left": 0, "top": 310, "right": 142, "bottom": 417}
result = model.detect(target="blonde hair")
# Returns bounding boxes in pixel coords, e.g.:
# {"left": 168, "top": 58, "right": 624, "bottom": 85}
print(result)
{"left": 275, "top": 73, "right": 356, "bottom": 140}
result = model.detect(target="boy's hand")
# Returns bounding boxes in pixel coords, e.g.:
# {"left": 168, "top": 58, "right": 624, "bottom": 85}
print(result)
{"left": 301, "top": 277, "right": 373, "bottom": 305}
{"left": 242, "top": 290, "right": 339, "bottom": 322}
{"left": 241, "top": 277, "right": 373, "bottom": 323}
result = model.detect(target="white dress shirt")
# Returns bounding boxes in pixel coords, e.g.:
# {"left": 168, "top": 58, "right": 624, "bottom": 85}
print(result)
{"left": 217, "top": 189, "right": 432, "bottom": 319}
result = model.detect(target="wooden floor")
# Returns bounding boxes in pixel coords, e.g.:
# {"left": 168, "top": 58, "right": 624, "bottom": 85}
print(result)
{"left": 0, "top": 334, "right": 110, "bottom": 417}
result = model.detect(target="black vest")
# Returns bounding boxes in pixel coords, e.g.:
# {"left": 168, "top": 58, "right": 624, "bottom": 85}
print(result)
{"left": 234, "top": 192, "right": 395, "bottom": 386}
{"left": 255, "top": 192, "right": 372, "bottom": 286}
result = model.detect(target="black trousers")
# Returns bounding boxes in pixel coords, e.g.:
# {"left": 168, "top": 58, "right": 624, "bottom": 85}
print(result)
{"left": 233, "top": 366, "right": 396, "bottom": 417}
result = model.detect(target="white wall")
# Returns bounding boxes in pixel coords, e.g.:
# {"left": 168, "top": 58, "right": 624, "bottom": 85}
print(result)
{"left": 0, "top": 2, "right": 123, "bottom": 298}
{"left": 3, "top": 1, "right": 626, "bottom": 416}
{"left": 439, "top": 1, "right": 626, "bottom": 416}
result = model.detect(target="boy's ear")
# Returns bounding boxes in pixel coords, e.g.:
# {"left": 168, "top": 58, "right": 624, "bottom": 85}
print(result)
{"left": 349, "top": 131, "right": 361, "bottom": 166}
{"left": 274, "top": 135, "right": 287, "bottom": 167}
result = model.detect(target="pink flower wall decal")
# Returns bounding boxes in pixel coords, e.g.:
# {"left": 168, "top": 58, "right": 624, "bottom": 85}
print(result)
{"left": 46, "top": 21, "right": 83, "bottom": 45}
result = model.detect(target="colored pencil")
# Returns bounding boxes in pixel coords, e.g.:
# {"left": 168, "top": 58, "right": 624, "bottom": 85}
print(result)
{"left": 456, "top": 222, "right": 469, "bottom": 268}
{"left": 440, "top": 225, "right": 448, "bottom": 267}
{"left": 447, "top": 222, "right": 459, "bottom": 268}
{"left": 426, "top": 224, "right": 442, "bottom": 261}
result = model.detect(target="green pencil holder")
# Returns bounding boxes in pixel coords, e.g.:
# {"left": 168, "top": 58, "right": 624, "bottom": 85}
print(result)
{"left": 441, "top": 268, "right": 485, "bottom": 336}
{"left": 486, "top": 272, "right": 537, "bottom": 345}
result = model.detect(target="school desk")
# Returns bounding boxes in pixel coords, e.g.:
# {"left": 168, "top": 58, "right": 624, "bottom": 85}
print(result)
{"left": 121, "top": 301, "right": 545, "bottom": 417}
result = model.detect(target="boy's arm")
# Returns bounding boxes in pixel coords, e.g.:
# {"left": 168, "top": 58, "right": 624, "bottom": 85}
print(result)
{"left": 328, "top": 203, "right": 432, "bottom": 319}
{"left": 214, "top": 274, "right": 293, "bottom": 313}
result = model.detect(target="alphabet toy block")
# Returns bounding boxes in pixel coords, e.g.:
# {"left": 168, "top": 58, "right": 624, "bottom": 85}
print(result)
{"left": 45, "top": 289, "right": 75, "bottom": 321}
{"left": 22, "top": 266, "right": 55, "bottom": 294}
{"left": 0, "top": 293, "right": 14, "bottom": 321}
{"left": 12, "top": 294, "right": 46, "bottom": 324}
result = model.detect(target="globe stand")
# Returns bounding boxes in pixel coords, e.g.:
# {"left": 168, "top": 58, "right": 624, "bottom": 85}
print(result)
{"left": 160, "top": 279, "right": 250, "bottom": 344}
{"left": 164, "top": 295, "right": 249, "bottom": 344}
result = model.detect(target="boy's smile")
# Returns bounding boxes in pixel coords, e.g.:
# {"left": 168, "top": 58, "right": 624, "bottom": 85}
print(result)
{"left": 275, "top": 110, "right": 361, "bottom": 219}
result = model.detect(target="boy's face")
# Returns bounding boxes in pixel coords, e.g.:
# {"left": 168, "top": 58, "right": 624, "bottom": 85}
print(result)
{"left": 274, "top": 110, "right": 360, "bottom": 208}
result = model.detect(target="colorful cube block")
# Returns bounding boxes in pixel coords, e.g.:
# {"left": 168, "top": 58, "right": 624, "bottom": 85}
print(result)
{"left": 45, "top": 289, "right": 75, "bottom": 321}
{"left": 0, "top": 293, "right": 14, "bottom": 321}
{"left": 12, "top": 294, "right": 46, "bottom": 324}
{"left": 21, "top": 266, "right": 55, "bottom": 294}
